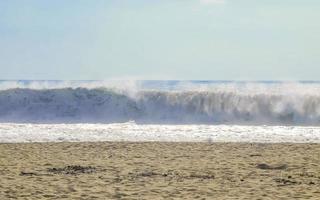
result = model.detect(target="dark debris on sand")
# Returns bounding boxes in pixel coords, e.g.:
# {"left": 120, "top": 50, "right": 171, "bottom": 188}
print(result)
{"left": 256, "top": 163, "right": 287, "bottom": 170}
{"left": 20, "top": 165, "right": 97, "bottom": 176}
{"left": 274, "top": 178, "right": 299, "bottom": 186}
{"left": 19, "top": 172, "right": 38, "bottom": 176}
{"left": 132, "top": 169, "right": 215, "bottom": 180}
{"left": 47, "top": 165, "right": 97, "bottom": 175}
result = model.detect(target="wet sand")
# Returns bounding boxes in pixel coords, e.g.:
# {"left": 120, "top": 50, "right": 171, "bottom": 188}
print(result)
{"left": 0, "top": 142, "right": 319, "bottom": 199}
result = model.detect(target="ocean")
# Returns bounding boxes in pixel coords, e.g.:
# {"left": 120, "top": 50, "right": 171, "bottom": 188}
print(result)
{"left": 1, "top": 80, "right": 320, "bottom": 143}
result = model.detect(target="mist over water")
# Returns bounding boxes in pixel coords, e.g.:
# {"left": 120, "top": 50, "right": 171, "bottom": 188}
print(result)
{"left": 1, "top": 80, "right": 320, "bottom": 125}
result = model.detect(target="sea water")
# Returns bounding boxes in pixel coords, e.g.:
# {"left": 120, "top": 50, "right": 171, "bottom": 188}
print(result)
{"left": 1, "top": 80, "right": 320, "bottom": 143}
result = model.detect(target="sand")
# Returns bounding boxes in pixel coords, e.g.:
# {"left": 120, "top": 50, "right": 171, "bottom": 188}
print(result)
{"left": 0, "top": 142, "right": 319, "bottom": 199}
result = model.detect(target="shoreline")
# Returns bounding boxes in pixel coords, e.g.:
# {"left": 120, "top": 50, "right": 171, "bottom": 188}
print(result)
{"left": 2, "top": 123, "right": 320, "bottom": 143}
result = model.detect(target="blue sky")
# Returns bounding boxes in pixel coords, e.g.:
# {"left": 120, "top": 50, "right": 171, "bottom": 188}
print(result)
{"left": 0, "top": 0, "right": 319, "bottom": 80}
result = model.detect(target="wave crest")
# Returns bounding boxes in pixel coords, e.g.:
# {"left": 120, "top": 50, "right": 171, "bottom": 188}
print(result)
{"left": 1, "top": 87, "right": 320, "bottom": 125}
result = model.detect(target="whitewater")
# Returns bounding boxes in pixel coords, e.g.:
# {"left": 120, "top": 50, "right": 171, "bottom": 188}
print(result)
{"left": 1, "top": 80, "right": 320, "bottom": 143}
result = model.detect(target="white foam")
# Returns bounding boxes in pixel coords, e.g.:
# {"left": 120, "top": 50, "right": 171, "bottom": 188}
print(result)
{"left": 0, "top": 123, "right": 319, "bottom": 143}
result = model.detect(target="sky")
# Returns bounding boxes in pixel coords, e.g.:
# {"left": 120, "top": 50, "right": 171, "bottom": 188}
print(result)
{"left": 0, "top": 0, "right": 319, "bottom": 80}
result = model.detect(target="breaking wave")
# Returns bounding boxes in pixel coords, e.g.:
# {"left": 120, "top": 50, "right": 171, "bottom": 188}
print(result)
{"left": 1, "top": 83, "right": 320, "bottom": 125}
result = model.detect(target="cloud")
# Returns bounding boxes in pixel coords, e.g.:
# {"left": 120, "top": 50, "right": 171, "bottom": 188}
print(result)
{"left": 200, "top": 0, "right": 225, "bottom": 5}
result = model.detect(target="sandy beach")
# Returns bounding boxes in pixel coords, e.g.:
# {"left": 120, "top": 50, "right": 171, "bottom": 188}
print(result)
{"left": 0, "top": 142, "right": 319, "bottom": 199}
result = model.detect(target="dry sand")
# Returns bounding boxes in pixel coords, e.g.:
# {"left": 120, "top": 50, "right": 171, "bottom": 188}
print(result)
{"left": 0, "top": 142, "right": 319, "bottom": 199}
